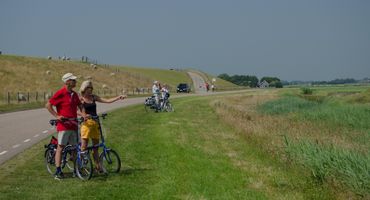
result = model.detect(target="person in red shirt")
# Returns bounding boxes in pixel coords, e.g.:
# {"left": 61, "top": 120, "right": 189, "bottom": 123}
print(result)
{"left": 46, "top": 72, "right": 87, "bottom": 180}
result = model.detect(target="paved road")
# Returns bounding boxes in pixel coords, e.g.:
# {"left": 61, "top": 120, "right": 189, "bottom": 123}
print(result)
{"left": 187, "top": 71, "right": 207, "bottom": 93}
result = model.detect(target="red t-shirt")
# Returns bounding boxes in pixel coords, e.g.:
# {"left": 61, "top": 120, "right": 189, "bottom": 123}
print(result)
{"left": 49, "top": 86, "right": 81, "bottom": 131}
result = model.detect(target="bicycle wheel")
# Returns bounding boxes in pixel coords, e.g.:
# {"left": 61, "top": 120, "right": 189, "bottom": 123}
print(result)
{"left": 45, "top": 148, "right": 56, "bottom": 175}
{"left": 75, "top": 152, "right": 93, "bottom": 180}
{"left": 145, "top": 104, "right": 149, "bottom": 112}
{"left": 99, "top": 149, "right": 121, "bottom": 173}
{"left": 61, "top": 145, "right": 74, "bottom": 172}
{"left": 166, "top": 103, "right": 174, "bottom": 112}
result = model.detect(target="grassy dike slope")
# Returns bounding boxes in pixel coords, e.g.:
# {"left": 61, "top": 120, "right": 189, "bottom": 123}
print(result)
{"left": 0, "top": 55, "right": 193, "bottom": 93}
{"left": 0, "top": 95, "right": 335, "bottom": 199}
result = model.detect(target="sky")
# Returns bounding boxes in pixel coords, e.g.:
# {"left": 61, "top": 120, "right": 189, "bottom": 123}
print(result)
{"left": 1, "top": 0, "right": 369, "bottom": 81}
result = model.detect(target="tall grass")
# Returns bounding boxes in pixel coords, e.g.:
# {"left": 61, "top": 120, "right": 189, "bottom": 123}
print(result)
{"left": 284, "top": 136, "right": 370, "bottom": 195}
{"left": 259, "top": 96, "right": 370, "bottom": 131}
{"left": 257, "top": 94, "right": 370, "bottom": 196}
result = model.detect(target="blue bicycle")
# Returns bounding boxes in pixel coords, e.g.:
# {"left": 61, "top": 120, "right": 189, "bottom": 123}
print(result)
{"left": 86, "top": 113, "right": 121, "bottom": 174}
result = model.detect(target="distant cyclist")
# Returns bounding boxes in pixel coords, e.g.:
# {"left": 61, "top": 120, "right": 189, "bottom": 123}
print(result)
{"left": 46, "top": 73, "right": 87, "bottom": 180}
{"left": 79, "top": 80, "right": 126, "bottom": 173}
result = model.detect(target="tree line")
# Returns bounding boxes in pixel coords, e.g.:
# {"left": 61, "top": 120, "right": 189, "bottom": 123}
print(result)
{"left": 218, "top": 73, "right": 370, "bottom": 87}
{"left": 218, "top": 73, "right": 283, "bottom": 88}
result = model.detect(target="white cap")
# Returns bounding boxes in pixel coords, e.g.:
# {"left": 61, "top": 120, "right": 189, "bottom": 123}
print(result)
{"left": 153, "top": 81, "right": 158, "bottom": 84}
{"left": 62, "top": 73, "right": 77, "bottom": 83}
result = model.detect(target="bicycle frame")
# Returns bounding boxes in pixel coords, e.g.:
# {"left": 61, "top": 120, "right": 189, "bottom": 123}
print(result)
{"left": 85, "top": 114, "right": 112, "bottom": 163}
{"left": 83, "top": 113, "right": 121, "bottom": 173}
{"left": 48, "top": 117, "right": 93, "bottom": 180}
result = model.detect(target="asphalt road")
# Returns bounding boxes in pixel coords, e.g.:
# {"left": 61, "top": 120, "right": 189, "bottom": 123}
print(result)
{"left": 188, "top": 71, "right": 207, "bottom": 93}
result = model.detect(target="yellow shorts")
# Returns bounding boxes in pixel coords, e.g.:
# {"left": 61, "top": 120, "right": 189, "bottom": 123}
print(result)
{"left": 80, "top": 119, "right": 100, "bottom": 140}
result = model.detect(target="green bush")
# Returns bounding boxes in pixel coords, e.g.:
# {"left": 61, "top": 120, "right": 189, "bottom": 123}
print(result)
{"left": 301, "top": 87, "right": 313, "bottom": 95}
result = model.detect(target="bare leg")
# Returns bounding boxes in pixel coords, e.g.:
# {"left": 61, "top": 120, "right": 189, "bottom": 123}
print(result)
{"left": 55, "top": 144, "right": 64, "bottom": 168}
{"left": 81, "top": 138, "right": 88, "bottom": 151}
{"left": 92, "top": 139, "right": 101, "bottom": 170}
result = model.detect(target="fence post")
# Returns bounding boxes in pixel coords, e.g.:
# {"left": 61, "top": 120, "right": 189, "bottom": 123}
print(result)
{"left": 36, "top": 92, "right": 38, "bottom": 102}
{"left": 27, "top": 92, "right": 30, "bottom": 103}
{"left": 7, "top": 92, "right": 10, "bottom": 104}
{"left": 17, "top": 92, "right": 20, "bottom": 103}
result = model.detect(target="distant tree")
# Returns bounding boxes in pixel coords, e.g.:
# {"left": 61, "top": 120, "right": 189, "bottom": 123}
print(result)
{"left": 218, "top": 73, "right": 231, "bottom": 82}
{"left": 217, "top": 73, "right": 259, "bottom": 87}
{"left": 274, "top": 81, "right": 283, "bottom": 88}
{"left": 260, "top": 77, "right": 280, "bottom": 83}
{"left": 261, "top": 76, "right": 283, "bottom": 88}
{"left": 329, "top": 78, "right": 356, "bottom": 84}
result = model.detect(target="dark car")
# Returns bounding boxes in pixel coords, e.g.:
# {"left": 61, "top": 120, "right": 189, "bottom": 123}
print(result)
{"left": 177, "top": 83, "right": 191, "bottom": 93}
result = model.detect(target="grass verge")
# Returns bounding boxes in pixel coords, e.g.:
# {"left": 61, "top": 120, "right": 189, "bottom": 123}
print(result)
{"left": 0, "top": 96, "right": 336, "bottom": 199}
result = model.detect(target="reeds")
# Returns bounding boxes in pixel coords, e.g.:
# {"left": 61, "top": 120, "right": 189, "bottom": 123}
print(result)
{"left": 284, "top": 136, "right": 370, "bottom": 195}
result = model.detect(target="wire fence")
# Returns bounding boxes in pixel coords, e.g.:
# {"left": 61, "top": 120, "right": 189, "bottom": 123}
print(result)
{"left": 1, "top": 88, "right": 154, "bottom": 105}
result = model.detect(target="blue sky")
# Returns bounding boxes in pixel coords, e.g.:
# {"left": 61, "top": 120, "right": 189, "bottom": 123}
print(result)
{"left": 1, "top": 0, "right": 369, "bottom": 81}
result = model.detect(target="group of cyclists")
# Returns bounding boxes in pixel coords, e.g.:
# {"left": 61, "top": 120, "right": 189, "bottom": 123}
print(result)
{"left": 46, "top": 72, "right": 126, "bottom": 180}
{"left": 46, "top": 73, "right": 174, "bottom": 180}
{"left": 151, "top": 80, "right": 171, "bottom": 112}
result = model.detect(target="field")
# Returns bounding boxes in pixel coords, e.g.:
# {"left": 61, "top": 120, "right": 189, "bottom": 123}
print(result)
{"left": 0, "top": 86, "right": 368, "bottom": 199}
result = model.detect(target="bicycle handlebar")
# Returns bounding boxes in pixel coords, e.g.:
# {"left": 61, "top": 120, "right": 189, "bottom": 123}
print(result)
{"left": 49, "top": 113, "right": 108, "bottom": 126}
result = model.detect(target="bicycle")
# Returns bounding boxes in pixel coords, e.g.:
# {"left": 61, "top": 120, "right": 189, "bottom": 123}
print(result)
{"left": 85, "top": 113, "right": 121, "bottom": 174}
{"left": 44, "top": 137, "right": 74, "bottom": 175}
{"left": 144, "top": 95, "right": 174, "bottom": 112}
{"left": 46, "top": 118, "right": 94, "bottom": 180}
{"left": 144, "top": 95, "right": 159, "bottom": 112}
{"left": 159, "top": 95, "right": 174, "bottom": 112}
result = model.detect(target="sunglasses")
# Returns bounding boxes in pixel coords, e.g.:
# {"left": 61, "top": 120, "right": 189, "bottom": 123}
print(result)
{"left": 86, "top": 86, "right": 93, "bottom": 89}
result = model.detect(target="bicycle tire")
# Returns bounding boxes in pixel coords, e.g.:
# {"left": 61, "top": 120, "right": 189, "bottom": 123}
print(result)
{"left": 75, "top": 152, "right": 93, "bottom": 180}
{"left": 166, "top": 103, "right": 174, "bottom": 112}
{"left": 99, "top": 149, "right": 121, "bottom": 173}
{"left": 45, "top": 148, "right": 56, "bottom": 175}
{"left": 61, "top": 145, "right": 74, "bottom": 172}
{"left": 144, "top": 104, "right": 149, "bottom": 112}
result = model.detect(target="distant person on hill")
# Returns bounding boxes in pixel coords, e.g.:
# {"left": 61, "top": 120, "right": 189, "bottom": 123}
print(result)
{"left": 46, "top": 73, "right": 87, "bottom": 180}
{"left": 211, "top": 84, "right": 215, "bottom": 92}
{"left": 79, "top": 80, "right": 126, "bottom": 173}
{"left": 152, "top": 81, "right": 161, "bottom": 112}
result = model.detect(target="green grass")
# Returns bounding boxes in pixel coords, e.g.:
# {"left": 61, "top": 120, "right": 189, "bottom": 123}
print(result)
{"left": 257, "top": 89, "right": 370, "bottom": 196}
{"left": 0, "top": 96, "right": 335, "bottom": 199}
{"left": 258, "top": 96, "right": 370, "bottom": 131}
{"left": 116, "top": 66, "right": 193, "bottom": 90}
{"left": 284, "top": 136, "right": 370, "bottom": 195}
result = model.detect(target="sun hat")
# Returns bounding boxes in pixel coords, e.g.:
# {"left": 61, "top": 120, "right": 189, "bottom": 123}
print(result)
{"left": 153, "top": 81, "right": 158, "bottom": 84}
{"left": 62, "top": 73, "right": 77, "bottom": 83}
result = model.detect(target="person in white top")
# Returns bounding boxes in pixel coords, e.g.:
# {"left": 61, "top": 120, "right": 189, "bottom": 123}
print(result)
{"left": 152, "top": 81, "right": 161, "bottom": 111}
